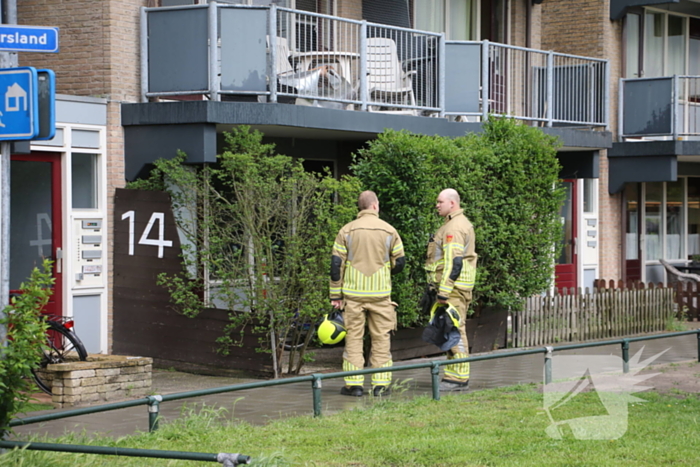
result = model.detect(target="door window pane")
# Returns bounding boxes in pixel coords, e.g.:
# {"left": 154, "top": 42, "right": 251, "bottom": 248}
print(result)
{"left": 415, "top": 0, "right": 444, "bottom": 34}
{"left": 625, "top": 184, "right": 639, "bottom": 260}
{"left": 625, "top": 13, "right": 640, "bottom": 78}
{"left": 667, "top": 15, "right": 686, "bottom": 75}
{"left": 449, "top": 0, "right": 472, "bottom": 40}
{"left": 688, "top": 178, "right": 700, "bottom": 259}
{"left": 644, "top": 12, "right": 664, "bottom": 78}
{"left": 72, "top": 153, "right": 98, "bottom": 209}
{"left": 583, "top": 179, "right": 596, "bottom": 213}
{"left": 557, "top": 182, "right": 573, "bottom": 265}
{"left": 10, "top": 161, "right": 53, "bottom": 290}
{"left": 645, "top": 182, "right": 662, "bottom": 260}
{"left": 666, "top": 179, "right": 684, "bottom": 259}
{"left": 690, "top": 18, "right": 700, "bottom": 76}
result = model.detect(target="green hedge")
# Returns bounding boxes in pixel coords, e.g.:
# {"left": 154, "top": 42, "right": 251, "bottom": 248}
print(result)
{"left": 352, "top": 118, "right": 565, "bottom": 326}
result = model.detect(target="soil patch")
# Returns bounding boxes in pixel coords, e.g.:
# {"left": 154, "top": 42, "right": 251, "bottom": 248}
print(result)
{"left": 539, "top": 360, "right": 700, "bottom": 399}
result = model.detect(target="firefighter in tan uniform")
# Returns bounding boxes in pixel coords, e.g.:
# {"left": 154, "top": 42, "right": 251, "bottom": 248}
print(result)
{"left": 425, "top": 188, "right": 477, "bottom": 391}
{"left": 330, "top": 191, "right": 405, "bottom": 397}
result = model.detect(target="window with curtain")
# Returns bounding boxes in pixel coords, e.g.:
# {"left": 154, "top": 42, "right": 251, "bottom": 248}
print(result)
{"left": 625, "top": 13, "right": 640, "bottom": 78}
{"left": 625, "top": 184, "right": 639, "bottom": 260}
{"left": 644, "top": 12, "right": 664, "bottom": 78}
{"left": 642, "top": 179, "right": 700, "bottom": 263}
{"left": 414, "top": 0, "right": 473, "bottom": 40}
{"left": 666, "top": 180, "right": 685, "bottom": 260}
{"left": 688, "top": 178, "right": 700, "bottom": 258}
{"left": 645, "top": 182, "right": 662, "bottom": 261}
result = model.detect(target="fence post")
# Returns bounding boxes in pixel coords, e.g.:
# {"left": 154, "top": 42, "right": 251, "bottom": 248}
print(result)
{"left": 147, "top": 395, "right": 163, "bottom": 432}
{"left": 208, "top": 1, "right": 219, "bottom": 101}
{"left": 697, "top": 330, "right": 700, "bottom": 363}
{"left": 431, "top": 362, "right": 441, "bottom": 401}
{"left": 312, "top": 374, "right": 323, "bottom": 417}
{"left": 621, "top": 339, "right": 630, "bottom": 373}
{"left": 359, "top": 21, "right": 368, "bottom": 111}
{"left": 544, "top": 346, "right": 553, "bottom": 384}
{"left": 269, "top": 4, "right": 277, "bottom": 103}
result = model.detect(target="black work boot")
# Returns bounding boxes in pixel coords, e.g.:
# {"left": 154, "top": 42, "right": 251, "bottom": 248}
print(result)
{"left": 340, "top": 385, "right": 364, "bottom": 397}
{"left": 439, "top": 379, "right": 470, "bottom": 392}
{"left": 372, "top": 385, "right": 391, "bottom": 397}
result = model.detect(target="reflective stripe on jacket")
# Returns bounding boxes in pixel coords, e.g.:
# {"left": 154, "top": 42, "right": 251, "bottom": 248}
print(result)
{"left": 330, "top": 210, "right": 404, "bottom": 302}
{"left": 425, "top": 209, "right": 477, "bottom": 297}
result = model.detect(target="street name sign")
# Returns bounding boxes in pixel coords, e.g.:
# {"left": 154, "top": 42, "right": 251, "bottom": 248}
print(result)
{"left": 0, "top": 67, "right": 39, "bottom": 141}
{"left": 0, "top": 25, "right": 59, "bottom": 53}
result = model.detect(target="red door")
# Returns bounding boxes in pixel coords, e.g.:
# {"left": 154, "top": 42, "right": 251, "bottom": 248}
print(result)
{"left": 555, "top": 180, "right": 577, "bottom": 291}
{"left": 10, "top": 153, "right": 63, "bottom": 318}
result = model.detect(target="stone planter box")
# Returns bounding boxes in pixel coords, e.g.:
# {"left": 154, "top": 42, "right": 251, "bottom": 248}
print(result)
{"left": 41, "top": 355, "right": 153, "bottom": 408}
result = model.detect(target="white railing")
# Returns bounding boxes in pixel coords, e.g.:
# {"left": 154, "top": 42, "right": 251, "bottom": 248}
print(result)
{"left": 447, "top": 41, "right": 608, "bottom": 127}
{"left": 142, "top": 3, "right": 608, "bottom": 127}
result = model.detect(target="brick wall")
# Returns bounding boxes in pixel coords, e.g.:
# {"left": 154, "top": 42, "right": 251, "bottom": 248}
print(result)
{"left": 540, "top": 0, "right": 624, "bottom": 280}
{"left": 48, "top": 356, "right": 152, "bottom": 408}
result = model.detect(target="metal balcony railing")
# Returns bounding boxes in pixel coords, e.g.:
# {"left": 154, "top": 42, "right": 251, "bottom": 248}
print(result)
{"left": 620, "top": 75, "right": 700, "bottom": 139}
{"left": 142, "top": 2, "right": 608, "bottom": 128}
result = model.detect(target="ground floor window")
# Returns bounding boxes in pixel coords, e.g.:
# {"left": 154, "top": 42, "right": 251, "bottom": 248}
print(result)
{"left": 638, "top": 178, "right": 700, "bottom": 263}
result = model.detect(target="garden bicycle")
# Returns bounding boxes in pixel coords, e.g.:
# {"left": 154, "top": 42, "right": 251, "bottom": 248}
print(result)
{"left": 31, "top": 314, "right": 89, "bottom": 395}
{"left": 9, "top": 291, "right": 88, "bottom": 395}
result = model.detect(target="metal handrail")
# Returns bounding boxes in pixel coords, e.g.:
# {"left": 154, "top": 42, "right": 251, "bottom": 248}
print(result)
{"left": 10, "top": 329, "right": 700, "bottom": 430}
{"left": 0, "top": 441, "right": 250, "bottom": 466}
{"left": 5, "top": 329, "right": 697, "bottom": 465}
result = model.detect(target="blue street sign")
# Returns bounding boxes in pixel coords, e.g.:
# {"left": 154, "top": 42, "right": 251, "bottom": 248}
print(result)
{"left": 0, "top": 25, "right": 59, "bottom": 53}
{"left": 0, "top": 67, "right": 39, "bottom": 141}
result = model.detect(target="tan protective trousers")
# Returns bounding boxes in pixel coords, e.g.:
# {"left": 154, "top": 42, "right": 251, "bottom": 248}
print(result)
{"left": 444, "top": 288, "right": 471, "bottom": 383}
{"left": 342, "top": 297, "right": 396, "bottom": 387}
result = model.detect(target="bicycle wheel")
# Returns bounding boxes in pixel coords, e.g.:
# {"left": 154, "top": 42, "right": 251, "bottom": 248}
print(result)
{"left": 32, "top": 322, "right": 88, "bottom": 395}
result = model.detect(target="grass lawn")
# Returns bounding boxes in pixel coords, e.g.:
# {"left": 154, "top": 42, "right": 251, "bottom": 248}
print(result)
{"left": 2, "top": 382, "right": 699, "bottom": 466}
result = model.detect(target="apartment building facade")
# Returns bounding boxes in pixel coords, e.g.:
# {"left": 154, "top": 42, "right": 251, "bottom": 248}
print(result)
{"left": 538, "top": 0, "right": 700, "bottom": 287}
{"left": 12, "top": 0, "right": 622, "bottom": 355}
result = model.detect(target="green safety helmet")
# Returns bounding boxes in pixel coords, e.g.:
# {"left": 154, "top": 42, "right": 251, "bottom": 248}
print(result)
{"left": 429, "top": 302, "right": 461, "bottom": 327}
{"left": 317, "top": 310, "right": 346, "bottom": 345}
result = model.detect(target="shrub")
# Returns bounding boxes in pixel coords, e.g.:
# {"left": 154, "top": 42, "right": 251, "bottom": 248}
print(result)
{"left": 352, "top": 118, "right": 564, "bottom": 322}
{"left": 0, "top": 260, "right": 53, "bottom": 437}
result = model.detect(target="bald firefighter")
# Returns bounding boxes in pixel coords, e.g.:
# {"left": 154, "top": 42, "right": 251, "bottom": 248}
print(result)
{"left": 330, "top": 190, "right": 405, "bottom": 397}
{"left": 425, "top": 188, "right": 478, "bottom": 391}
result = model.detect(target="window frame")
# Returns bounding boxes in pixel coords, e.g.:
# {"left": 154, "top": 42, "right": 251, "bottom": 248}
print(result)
{"left": 625, "top": 7, "right": 699, "bottom": 78}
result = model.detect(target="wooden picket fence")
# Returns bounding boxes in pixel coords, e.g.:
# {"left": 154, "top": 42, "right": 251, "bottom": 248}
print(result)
{"left": 511, "top": 281, "right": 676, "bottom": 348}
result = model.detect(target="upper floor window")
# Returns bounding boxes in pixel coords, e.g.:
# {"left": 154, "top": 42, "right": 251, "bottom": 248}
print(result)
{"left": 625, "top": 9, "right": 700, "bottom": 78}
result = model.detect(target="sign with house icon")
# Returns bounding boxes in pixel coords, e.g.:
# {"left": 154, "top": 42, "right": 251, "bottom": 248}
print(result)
{"left": 0, "top": 66, "right": 38, "bottom": 140}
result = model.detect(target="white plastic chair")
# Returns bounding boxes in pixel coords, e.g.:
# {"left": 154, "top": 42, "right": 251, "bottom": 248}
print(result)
{"left": 366, "top": 37, "right": 416, "bottom": 110}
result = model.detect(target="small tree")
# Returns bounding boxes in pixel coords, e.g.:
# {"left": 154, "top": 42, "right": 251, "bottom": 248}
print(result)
{"left": 130, "top": 127, "right": 359, "bottom": 376}
{"left": 0, "top": 260, "right": 53, "bottom": 438}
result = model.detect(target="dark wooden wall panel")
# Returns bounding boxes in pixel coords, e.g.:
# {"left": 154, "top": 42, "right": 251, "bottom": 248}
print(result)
{"left": 113, "top": 188, "right": 272, "bottom": 376}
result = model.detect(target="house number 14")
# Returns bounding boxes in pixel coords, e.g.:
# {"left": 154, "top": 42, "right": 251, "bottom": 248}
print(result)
{"left": 120, "top": 210, "right": 173, "bottom": 258}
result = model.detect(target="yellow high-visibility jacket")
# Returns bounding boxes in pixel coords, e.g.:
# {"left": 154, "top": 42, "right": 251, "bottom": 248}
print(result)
{"left": 330, "top": 210, "right": 405, "bottom": 302}
{"left": 425, "top": 209, "right": 477, "bottom": 300}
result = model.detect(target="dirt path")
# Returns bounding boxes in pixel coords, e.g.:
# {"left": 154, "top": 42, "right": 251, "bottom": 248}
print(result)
{"left": 639, "top": 360, "right": 700, "bottom": 397}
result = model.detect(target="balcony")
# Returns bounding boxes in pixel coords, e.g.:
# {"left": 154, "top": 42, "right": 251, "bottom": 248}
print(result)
{"left": 620, "top": 76, "right": 700, "bottom": 140}
{"left": 142, "top": 3, "right": 609, "bottom": 129}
